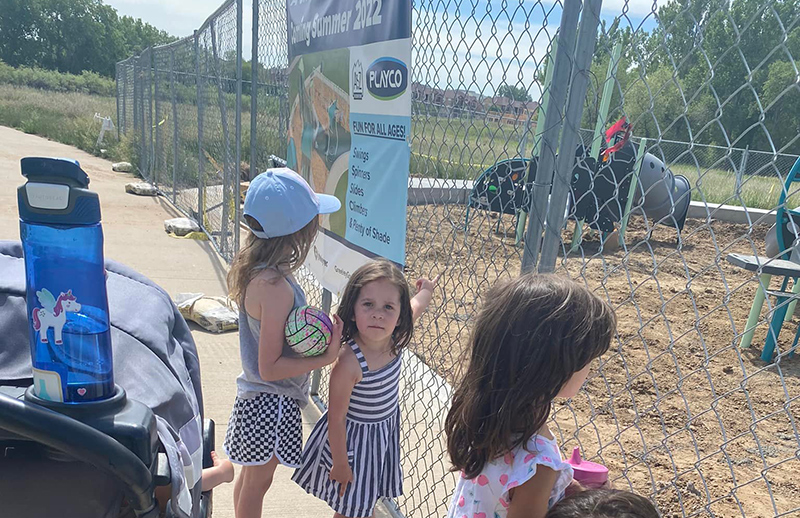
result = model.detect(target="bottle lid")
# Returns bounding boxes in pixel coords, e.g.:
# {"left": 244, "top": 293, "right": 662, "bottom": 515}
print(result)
{"left": 18, "top": 157, "right": 100, "bottom": 225}
{"left": 21, "top": 157, "right": 89, "bottom": 187}
{"left": 567, "top": 447, "right": 608, "bottom": 486}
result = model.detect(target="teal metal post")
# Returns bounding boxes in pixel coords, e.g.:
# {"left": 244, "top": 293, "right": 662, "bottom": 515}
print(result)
{"left": 569, "top": 42, "right": 622, "bottom": 253}
{"left": 740, "top": 273, "right": 771, "bottom": 348}
{"left": 618, "top": 137, "right": 647, "bottom": 246}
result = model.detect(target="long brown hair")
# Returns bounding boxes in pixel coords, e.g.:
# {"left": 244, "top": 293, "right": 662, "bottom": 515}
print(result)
{"left": 227, "top": 215, "right": 319, "bottom": 305}
{"left": 336, "top": 260, "right": 413, "bottom": 355}
{"left": 445, "top": 273, "right": 616, "bottom": 479}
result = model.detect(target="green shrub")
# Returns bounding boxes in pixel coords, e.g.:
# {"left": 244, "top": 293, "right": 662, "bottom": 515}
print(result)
{"left": 0, "top": 61, "right": 115, "bottom": 96}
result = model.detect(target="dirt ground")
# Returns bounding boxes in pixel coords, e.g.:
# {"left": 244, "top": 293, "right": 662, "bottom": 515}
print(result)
{"left": 403, "top": 203, "right": 800, "bottom": 518}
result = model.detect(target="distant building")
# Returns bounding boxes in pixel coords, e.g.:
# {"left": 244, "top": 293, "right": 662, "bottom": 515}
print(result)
{"left": 484, "top": 97, "right": 538, "bottom": 124}
{"left": 412, "top": 82, "right": 538, "bottom": 124}
{"left": 412, "top": 83, "right": 484, "bottom": 111}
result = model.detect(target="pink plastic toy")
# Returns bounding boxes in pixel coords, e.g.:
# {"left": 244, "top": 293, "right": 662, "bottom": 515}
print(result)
{"left": 567, "top": 447, "right": 608, "bottom": 488}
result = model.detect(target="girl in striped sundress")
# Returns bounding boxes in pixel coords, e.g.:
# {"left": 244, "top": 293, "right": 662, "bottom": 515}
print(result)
{"left": 293, "top": 260, "right": 438, "bottom": 518}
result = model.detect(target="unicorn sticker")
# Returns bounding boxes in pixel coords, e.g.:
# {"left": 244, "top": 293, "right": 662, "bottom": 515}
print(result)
{"left": 32, "top": 288, "right": 81, "bottom": 345}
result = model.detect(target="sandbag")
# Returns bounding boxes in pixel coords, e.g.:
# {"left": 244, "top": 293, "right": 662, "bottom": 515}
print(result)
{"left": 174, "top": 293, "right": 238, "bottom": 333}
{"left": 125, "top": 182, "right": 158, "bottom": 196}
{"left": 164, "top": 218, "right": 201, "bottom": 237}
{"left": 112, "top": 162, "right": 133, "bottom": 173}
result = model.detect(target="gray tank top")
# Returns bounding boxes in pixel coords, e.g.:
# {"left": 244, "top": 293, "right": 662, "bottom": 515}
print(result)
{"left": 235, "top": 272, "right": 310, "bottom": 408}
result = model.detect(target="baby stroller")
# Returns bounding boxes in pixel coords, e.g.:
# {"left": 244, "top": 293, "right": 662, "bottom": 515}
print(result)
{"left": 0, "top": 240, "right": 215, "bottom": 518}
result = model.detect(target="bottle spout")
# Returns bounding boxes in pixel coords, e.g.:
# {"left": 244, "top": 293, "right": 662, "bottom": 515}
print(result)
{"left": 570, "top": 447, "right": 583, "bottom": 465}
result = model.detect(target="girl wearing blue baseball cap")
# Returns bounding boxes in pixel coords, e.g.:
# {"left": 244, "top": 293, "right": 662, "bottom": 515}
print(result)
{"left": 224, "top": 168, "right": 343, "bottom": 518}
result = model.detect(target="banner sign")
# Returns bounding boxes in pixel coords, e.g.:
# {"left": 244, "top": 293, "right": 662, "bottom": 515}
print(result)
{"left": 286, "top": 0, "right": 411, "bottom": 295}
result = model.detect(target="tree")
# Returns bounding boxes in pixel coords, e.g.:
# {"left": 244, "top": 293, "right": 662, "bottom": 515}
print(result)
{"left": 117, "top": 15, "right": 175, "bottom": 58}
{"left": 755, "top": 60, "right": 800, "bottom": 152}
{"left": 496, "top": 84, "right": 532, "bottom": 102}
{"left": 0, "top": 0, "right": 42, "bottom": 69}
{"left": 0, "top": 0, "right": 174, "bottom": 77}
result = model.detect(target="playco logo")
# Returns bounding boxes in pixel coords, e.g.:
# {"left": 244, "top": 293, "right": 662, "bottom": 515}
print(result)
{"left": 367, "top": 58, "right": 408, "bottom": 101}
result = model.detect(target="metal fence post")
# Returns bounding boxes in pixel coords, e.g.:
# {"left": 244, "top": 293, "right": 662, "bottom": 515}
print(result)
{"left": 520, "top": 0, "right": 582, "bottom": 272}
{"left": 538, "top": 0, "right": 603, "bottom": 272}
{"left": 210, "top": 19, "right": 232, "bottom": 258}
{"left": 250, "top": 0, "right": 259, "bottom": 181}
{"left": 171, "top": 47, "right": 179, "bottom": 204}
{"left": 139, "top": 57, "right": 147, "bottom": 178}
{"left": 153, "top": 51, "right": 161, "bottom": 188}
{"left": 196, "top": 31, "right": 206, "bottom": 223}
{"left": 516, "top": 37, "right": 558, "bottom": 246}
{"left": 736, "top": 145, "right": 749, "bottom": 198}
{"left": 310, "top": 288, "right": 333, "bottom": 396}
{"left": 235, "top": 0, "right": 243, "bottom": 254}
{"left": 120, "top": 62, "right": 130, "bottom": 138}
{"left": 115, "top": 63, "right": 121, "bottom": 140}
{"left": 146, "top": 50, "right": 154, "bottom": 182}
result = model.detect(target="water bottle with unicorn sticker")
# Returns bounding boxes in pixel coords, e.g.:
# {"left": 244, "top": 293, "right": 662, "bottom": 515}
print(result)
{"left": 18, "top": 157, "right": 114, "bottom": 403}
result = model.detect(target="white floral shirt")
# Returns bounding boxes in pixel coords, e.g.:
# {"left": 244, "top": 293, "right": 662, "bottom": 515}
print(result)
{"left": 446, "top": 435, "right": 574, "bottom": 518}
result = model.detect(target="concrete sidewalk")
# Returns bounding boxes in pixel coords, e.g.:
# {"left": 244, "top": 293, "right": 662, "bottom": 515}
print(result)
{"left": 0, "top": 126, "right": 338, "bottom": 518}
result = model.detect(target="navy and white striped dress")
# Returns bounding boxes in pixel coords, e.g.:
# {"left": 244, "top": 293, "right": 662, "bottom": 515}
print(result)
{"left": 292, "top": 339, "right": 403, "bottom": 517}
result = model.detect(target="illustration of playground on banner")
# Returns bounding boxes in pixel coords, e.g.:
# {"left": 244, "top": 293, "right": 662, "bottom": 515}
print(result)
{"left": 287, "top": 48, "right": 352, "bottom": 237}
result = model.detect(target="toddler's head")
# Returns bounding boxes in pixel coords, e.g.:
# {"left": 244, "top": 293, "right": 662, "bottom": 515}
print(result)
{"left": 337, "top": 260, "right": 413, "bottom": 353}
{"left": 545, "top": 489, "right": 659, "bottom": 518}
{"left": 446, "top": 273, "right": 616, "bottom": 478}
{"left": 227, "top": 168, "right": 340, "bottom": 304}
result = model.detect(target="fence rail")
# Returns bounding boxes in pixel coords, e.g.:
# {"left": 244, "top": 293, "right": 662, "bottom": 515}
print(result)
{"left": 117, "top": 0, "right": 800, "bottom": 517}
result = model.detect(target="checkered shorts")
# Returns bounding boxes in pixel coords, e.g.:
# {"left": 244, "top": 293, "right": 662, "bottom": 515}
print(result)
{"left": 223, "top": 393, "right": 303, "bottom": 467}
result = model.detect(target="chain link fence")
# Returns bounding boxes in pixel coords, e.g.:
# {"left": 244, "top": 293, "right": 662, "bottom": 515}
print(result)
{"left": 117, "top": 0, "right": 800, "bottom": 516}
{"left": 116, "top": 0, "right": 242, "bottom": 261}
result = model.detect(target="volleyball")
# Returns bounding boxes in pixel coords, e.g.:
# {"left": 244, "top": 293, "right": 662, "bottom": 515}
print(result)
{"left": 285, "top": 305, "right": 333, "bottom": 357}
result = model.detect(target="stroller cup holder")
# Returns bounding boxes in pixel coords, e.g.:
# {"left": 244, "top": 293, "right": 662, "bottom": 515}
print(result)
{"left": 23, "top": 384, "right": 159, "bottom": 469}
{"left": 0, "top": 382, "right": 167, "bottom": 518}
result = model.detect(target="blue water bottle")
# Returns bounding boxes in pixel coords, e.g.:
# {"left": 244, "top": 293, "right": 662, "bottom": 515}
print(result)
{"left": 18, "top": 157, "right": 115, "bottom": 403}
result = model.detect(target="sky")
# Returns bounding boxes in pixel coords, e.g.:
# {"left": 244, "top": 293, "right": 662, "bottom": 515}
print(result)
{"left": 107, "top": 0, "right": 662, "bottom": 97}
{"left": 106, "top": 0, "right": 661, "bottom": 39}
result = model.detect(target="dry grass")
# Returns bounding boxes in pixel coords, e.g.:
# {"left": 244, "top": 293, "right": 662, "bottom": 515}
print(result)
{"left": 0, "top": 84, "right": 128, "bottom": 159}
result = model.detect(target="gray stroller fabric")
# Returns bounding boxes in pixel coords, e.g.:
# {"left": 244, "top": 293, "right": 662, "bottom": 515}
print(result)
{"left": 0, "top": 240, "right": 204, "bottom": 518}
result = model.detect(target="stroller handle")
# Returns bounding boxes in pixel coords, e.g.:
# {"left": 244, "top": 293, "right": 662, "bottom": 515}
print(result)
{"left": 0, "top": 391, "right": 158, "bottom": 518}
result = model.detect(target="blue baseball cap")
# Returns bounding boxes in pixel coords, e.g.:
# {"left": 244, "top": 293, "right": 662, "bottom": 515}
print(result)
{"left": 243, "top": 168, "right": 341, "bottom": 239}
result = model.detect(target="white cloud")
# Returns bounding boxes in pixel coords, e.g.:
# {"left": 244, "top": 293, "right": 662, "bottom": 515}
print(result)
{"left": 414, "top": 9, "right": 552, "bottom": 100}
{"left": 108, "top": 0, "right": 256, "bottom": 59}
{"left": 601, "top": 0, "right": 661, "bottom": 19}
{"left": 108, "top": 0, "right": 661, "bottom": 85}
{"left": 107, "top": 0, "right": 223, "bottom": 38}
{"left": 411, "top": 0, "right": 662, "bottom": 98}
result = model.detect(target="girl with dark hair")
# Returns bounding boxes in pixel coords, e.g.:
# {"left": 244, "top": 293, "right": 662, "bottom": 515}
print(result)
{"left": 293, "top": 259, "right": 438, "bottom": 517}
{"left": 445, "top": 273, "right": 617, "bottom": 518}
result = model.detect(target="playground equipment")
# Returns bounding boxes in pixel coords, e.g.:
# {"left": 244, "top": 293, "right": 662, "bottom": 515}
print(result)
{"left": 466, "top": 158, "right": 534, "bottom": 233}
{"left": 633, "top": 151, "right": 692, "bottom": 231}
{"left": 466, "top": 126, "right": 691, "bottom": 246}
{"left": 728, "top": 157, "right": 800, "bottom": 361}
{"left": 571, "top": 122, "right": 692, "bottom": 243}
{"left": 571, "top": 135, "right": 636, "bottom": 234}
